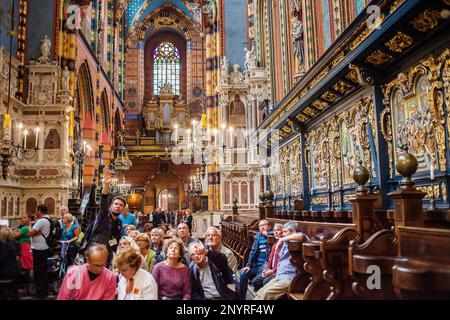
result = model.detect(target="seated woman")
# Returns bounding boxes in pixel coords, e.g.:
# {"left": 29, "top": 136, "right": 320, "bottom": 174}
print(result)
{"left": 0, "top": 227, "right": 20, "bottom": 300}
{"left": 113, "top": 249, "right": 158, "bottom": 300}
{"left": 116, "top": 236, "right": 148, "bottom": 271}
{"left": 150, "top": 228, "right": 164, "bottom": 256}
{"left": 60, "top": 213, "right": 80, "bottom": 267}
{"left": 152, "top": 238, "right": 191, "bottom": 300}
{"left": 143, "top": 223, "right": 154, "bottom": 238}
{"left": 135, "top": 233, "right": 156, "bottom": 272}
{"left": 165, "top": 229, "right": 178, "bottom": 239}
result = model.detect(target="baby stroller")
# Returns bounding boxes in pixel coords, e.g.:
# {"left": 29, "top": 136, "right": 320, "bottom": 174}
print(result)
{"left": 47, "top": 242, "right": 70, "bottom": 295}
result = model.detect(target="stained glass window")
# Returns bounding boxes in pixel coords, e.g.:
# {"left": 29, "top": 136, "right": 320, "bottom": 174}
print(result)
{"left": 153, "top": 42, "right": 181, "bottom": 96}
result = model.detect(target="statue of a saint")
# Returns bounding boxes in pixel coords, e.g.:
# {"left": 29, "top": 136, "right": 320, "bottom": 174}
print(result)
{"left": 292, "top": 17, "right": 304, "bottom": 68}
{"left": 229, "top": 64, "right": 244, "bottom": 85}
{"left": 202, "top": 0, "right": 217, "bottom": 27}
{"left": 220, "top": 56, "right": 229, "bottom": 79}
{"left": 61, "top": 66, "right": 70, "bottom": 92}
{"left": 244, "top": 45, "right": 257, "bottom": 70}
{"left": 39, "top": 35, "right": 52, "bottom": 62}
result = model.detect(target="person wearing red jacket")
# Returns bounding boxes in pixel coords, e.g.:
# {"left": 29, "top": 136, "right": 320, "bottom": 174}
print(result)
{"left": 252, "top": 223, "right": 284, "bottom": 291}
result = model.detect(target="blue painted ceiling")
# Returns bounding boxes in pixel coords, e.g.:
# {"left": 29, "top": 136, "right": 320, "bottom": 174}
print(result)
{"left": 126, "top": 0, "right": 196, "bottom": 30}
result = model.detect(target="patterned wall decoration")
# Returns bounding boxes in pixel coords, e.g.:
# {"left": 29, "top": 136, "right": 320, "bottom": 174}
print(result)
{"left": 305, "top": 96, "right": 376, "bottom": 192}
{"left": 380, "top": 51, "right": 449, "bottom": 177}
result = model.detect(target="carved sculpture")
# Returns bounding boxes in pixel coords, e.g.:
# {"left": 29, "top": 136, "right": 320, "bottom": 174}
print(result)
{"left": 39, "top": 35, "right": 52, "bottom": 63}
{"left": 220, "top": 56, "right": 229, "bottom": 84}
{"left": 229, "top": 64, "right": 244, "bottom": 85}
{"left": 202, "top": 0, "right": 217, "bottom": 27}
{"left": 244, "top": 45, "right": 257, "bottom": 70}
{"left": 292, "top": 17, "right": 304, "bottom": 70}
{"left": 61, "top": 66, "right": 70, "bottom": 92}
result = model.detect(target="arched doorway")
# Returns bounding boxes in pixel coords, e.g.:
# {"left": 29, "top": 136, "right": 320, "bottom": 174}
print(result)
{"left": 158, "top": 188, "right": 179, "bottom": 212}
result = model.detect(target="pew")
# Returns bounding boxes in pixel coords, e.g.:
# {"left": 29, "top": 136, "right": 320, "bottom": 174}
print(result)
{"left": 392, "top": 226, "right": 450, "bottom": 299}
{"left": 348, "top": 229, "right": 399, "bottom": 299}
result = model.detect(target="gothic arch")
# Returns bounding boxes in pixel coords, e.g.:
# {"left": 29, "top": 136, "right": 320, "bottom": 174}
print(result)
{"left": 76, "top": 62, "right": 95, "bottom": 126}
{"left": 100, "top": 90, "right": 111, "bottom": 144}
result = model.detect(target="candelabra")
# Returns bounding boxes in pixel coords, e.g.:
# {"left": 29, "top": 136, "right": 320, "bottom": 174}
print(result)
{"left": 1, "top": 122, "right": 41, "bottom": 179}
{"left": 111, "top": 175, "right": 131, "bottom": 196}
{"left": 70, "top": 134, "right": 92, "bottom": 199}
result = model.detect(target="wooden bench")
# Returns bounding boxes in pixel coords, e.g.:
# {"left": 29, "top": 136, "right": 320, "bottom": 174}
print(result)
{"left": 393, "top": 226, "right": 450, "bottom": 299}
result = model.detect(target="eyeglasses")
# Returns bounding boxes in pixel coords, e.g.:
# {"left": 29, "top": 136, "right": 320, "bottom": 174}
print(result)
{"left": 136, "top": 239, "right": 149, "bottom": 243}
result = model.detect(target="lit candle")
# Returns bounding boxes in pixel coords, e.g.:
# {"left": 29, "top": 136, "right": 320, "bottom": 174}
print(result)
{"left": 35, "top": 127, "right": 40, "bottom": 148}
{"left": 430, "top": 163, "right": 434, "bottom": 181}
{"left": 23, "top": 129, "right": 28, "bottom": 148}
{"left": 83, "top": 141, "right": 87, "bottom": 153}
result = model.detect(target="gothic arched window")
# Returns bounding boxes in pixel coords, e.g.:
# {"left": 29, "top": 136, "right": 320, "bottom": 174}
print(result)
{"left": 153, "top": 42, "right": 181, "bottom": 96}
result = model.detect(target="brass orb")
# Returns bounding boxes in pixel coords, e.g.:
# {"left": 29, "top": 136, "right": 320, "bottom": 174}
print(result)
{"left": 396, "top": 146, "right": 418, "bottom": 181}
{"left": 259, "top": 192, "right": 266, "bottom": 202}
{"left": 353, "top": 160, "right": 369, "bottom": 187}
{"left": 265, "top": 190, "right": 274, "bottom": 201}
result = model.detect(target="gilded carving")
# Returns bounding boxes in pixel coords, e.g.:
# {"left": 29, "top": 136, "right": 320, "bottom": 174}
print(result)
{"left": 345, "top": 69, "right": 360, "bottom": 85}
{"left": 390, "top": 0, "right": 405, "bottom": 13}
{"left": 332, "top": 81, "right": 353, "bottom": 95}
{"left": 381, "top": 53, "right": 447, "bottom": 175}
{"left": 350, "top": 27, "right": 372, "bottom": 51}
{"left": 385, "top": 32, "right": 414, "bottom": 53}
{"left": 296, "top": 113, "right": 308, "bottom": 123}
{"left": 303, "top": 107, "right": 316, "bottom": 117}
{"left": 365, "top": 50, "right": 393, "bottom": 67}
{"left": 410, "top": 10, "right": 442, "bottom": 33}
{"left": 416, "top": 185, "right": 440, "bottom": 200}
{"left": 311, "top": 100, "right": 328, "bottom": 110}
{"left": 312, "top": 197, "right": 327, "bottom": 205}
{"left": 321, "top": 91, "right": 338, "bottom": 103}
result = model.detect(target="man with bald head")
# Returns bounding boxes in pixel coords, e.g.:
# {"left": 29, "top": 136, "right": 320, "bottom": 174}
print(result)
{"left": 57, "top": 243, "right": 117, "bottom": 300}
{"left": 205, "top": 227, "right": 238, "bottom": 273}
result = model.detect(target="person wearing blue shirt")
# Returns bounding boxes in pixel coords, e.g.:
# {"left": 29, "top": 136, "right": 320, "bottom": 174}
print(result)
{"left": 254, "top": 222, "right": 308, "bottom": 300}
{"left": 236, "top": 219, "right": 273, "bottom": 300}
{"left": 119, "top": 206, "right": 138, "bottom": 236}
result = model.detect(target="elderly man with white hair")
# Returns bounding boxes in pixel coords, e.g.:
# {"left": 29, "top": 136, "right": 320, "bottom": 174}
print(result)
{"left": 205, "top": 227, "right": 238, "bottom": 273}
{"left": 188, "top": 242, "right": 236, "bottom": 300}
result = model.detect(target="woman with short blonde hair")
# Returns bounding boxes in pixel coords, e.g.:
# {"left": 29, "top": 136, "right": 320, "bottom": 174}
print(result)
{"left": 116, "top": 236, "right": 148, "bottom": 271}
{"left": 60, "top": 213, "right": 80, "bottom": 266}
{"left": 135, "top": 233, "right": 157, "bottom": 272}
{"left": 113, "top": 249, "right": 158, "bottom": 300}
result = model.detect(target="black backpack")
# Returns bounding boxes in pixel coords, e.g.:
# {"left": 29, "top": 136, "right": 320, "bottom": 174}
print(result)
{"left": 42, "top": 217, "right": 62, "bottom": 248}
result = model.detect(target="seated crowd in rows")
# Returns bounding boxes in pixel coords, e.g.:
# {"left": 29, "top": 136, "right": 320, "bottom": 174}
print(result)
{"left": 0, "top": 167, "right": 306, "bottom": 300}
